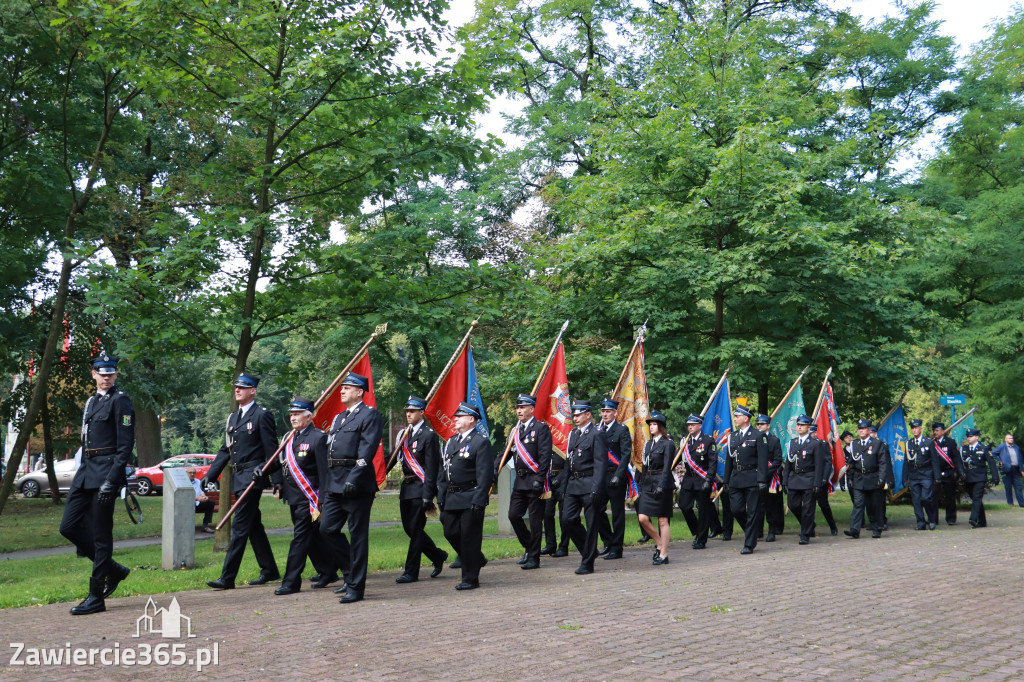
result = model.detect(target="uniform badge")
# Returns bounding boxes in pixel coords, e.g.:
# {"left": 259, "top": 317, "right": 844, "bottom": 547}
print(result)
{"left": 412, "top": 441, "right": 418, "bottom": 449}
{"left": 340, "top": 417, "right": 346, "bottom": 426}
{"left": 531, "top": 430, "right": 536, "bottom": 438}
{"left": 299, "top": 443, "right": 309, "bottom": 451}
{"left": 357, "top": 458, "right": 366, "bottom": 467}
{"left": 123, "top": 415, "right": 132, "bottom": 426}
{"left": 247, "top": 422, "right": 252, "bottom": 432}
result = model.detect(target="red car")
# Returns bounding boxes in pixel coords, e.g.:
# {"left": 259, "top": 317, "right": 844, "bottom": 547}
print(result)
{"left": 135, "top": 454, "right": 218, "bottom": 496}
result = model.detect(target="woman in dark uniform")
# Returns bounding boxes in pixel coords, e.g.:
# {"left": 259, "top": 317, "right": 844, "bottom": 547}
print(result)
{"left": 636, "top": 412, "right": 675, "bottom": 565}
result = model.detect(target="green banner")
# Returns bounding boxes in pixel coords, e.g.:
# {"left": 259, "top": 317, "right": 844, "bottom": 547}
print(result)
{"left": 770, "top": 383, "right": 805, "bottom": 447}
{"left": 951, "top": 412, "right": 975, "bottom": 448}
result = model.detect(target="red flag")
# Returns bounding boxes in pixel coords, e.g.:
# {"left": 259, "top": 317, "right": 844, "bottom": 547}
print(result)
{"left": 313, "top": 352, "right": 386, "bottom": 487}
{"left": 534, "top": 343, "right": 573, "bottom": 453}
{"left": 424, "top": 345, "right": 469, "bottom": 441}
{"left": 814, "top": 381, "right": 846, "bottom": 485}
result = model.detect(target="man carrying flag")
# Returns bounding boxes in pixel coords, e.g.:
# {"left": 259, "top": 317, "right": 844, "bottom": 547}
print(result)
{"left": 932, "top": 421, "right": 965, "bottom": 525}
{"left": 597, "top": 398, "right": 633, "bottom": 560}
{"left": 504, "top": 393, "right": 552, "bottom": 570}
{"left": 319, "top": 372, "right": 383, "bottom": 604}
{"left": 723, "top": 404, "right": 768, "bottom": 555}
{"left": 394, "top": 395, "right": 448, "bottom": 584}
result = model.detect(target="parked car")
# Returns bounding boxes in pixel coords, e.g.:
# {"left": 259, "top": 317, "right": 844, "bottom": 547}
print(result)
{"left": 16, "top": 458, "right": 77, "bottom": 498}
{"left": 135, "top": 454, "right": 218, "bottom": 496}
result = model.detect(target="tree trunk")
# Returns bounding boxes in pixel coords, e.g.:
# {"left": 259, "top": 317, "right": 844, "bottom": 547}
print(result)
{"left": 135, "top": 409, "right": 161, "bottom": 467}
{"left": 758, "top": 382, "right": 769, "bottom": 417}
{"left": 41, "top": 400, "right": 61, "bottom": 504}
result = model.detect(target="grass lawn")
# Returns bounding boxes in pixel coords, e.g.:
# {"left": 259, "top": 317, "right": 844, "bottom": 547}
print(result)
{"left": 0, "top": 494, "right": 999, "bottom": 610}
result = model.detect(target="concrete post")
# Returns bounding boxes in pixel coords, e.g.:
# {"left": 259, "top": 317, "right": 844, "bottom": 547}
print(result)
{"left": 162, "top": 467, "right": 195, "bottom": 569}
{"left": 497, "top": 466, "right": 513, "bottom": 535}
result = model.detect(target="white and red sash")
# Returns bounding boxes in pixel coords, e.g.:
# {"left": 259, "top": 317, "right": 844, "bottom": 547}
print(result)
{"left": 933, "top": 439, "right": 955, "bottom": 469}
{"left": 400, "top": 428, "right": 426, "bottom": 483}
{"left": 285, "top": 435, "right": 319, "bottom": 517}
{"left": 512, "top": 425, "right": 548, "bottom": 492}
{"left": 682, "top": 437, "right": 708, "bottom": 480}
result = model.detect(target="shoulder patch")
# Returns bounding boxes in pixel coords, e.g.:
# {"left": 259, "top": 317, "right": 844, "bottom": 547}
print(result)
{"left": 123, "top": 415, "right": 132, "bottom": 426}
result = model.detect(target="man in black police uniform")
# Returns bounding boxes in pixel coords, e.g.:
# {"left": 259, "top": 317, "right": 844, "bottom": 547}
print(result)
{"left": 60, "top": 353, "right": 134, "bottom": 615}
{"left": 844, "top": 419, "right": 891, "bottom": 539}
{"left": 961, "top": 428, "right": 1000, "bottom": 528}
{"left": 266, "top": 397, "right": 337, "bottom": 594}
{"left": 903, "top": 419, "right": 941, "bottom": 530}
{"left": 395, "top": 395, "right": 448, "bottom": 583}
{"left": 676, "top": 414, "right": 718, "bottom": 549}
{"left": 784, "top": 415, "right": 829, "bottom": 545}
{"left": 555, "top": 400, "right": 609, "bottom": 574}
{"left": 437, "top": 401, "right": 495, "bottom": 590}
{"left": 756, "top": 414, "right": 785, "bottom": 542}
{"left": 318, "top": 372, "right": 382, "bottom": 603}
{"left": 932, "top": 421, "right": 964, "bottom": 525}
{"left": 543, "top": 450, "right": 570, "bottom": 557}
{"left": 722, "top": 405, "right": 768, "bottom": 555}
{"left": 204, "top": 372, "right": 280, "bottom": 589}
{"left": 504, "top": 393, "right": 552, "bottom": 570}
{"left": 596, "top": 398, "right": 632, "bottom": 560}
{"left": 808, "top": 423, "right": 838, "bottom": 537}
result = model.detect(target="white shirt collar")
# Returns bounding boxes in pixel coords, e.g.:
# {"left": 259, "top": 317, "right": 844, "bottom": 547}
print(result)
{"left": 239, "top": 401, "right": 255, "bottom": 418}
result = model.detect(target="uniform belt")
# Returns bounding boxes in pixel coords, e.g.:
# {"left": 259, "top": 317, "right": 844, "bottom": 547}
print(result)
{"left": 83, "top": 447, "right": 116, "bottom": 458}
{"left": 861, "top": 467, "right": 878, "bottom": 473}
{"left": 403, "top": 476, "right": 421, "bottom": 485}
{"left": 735, "top": 463, "right": 756, "bottom": 472}
{"left": 328, "top": 458, "right": 357, "bottom": 468}
{"left": 794, "top": 467, "right": 814, "bottom": 475}
{"left": 646, "top": 468, "right": 662, "bottom": 476}
{"left": 448, "top": 481, "right": 477, "bottom": 493}
{"left": 569, "top": 471, "right": 592, "bottom": 479}
{"left": 515, "top": 468, "right": 528, "bottom": 477}
{"left": 231, "top": 461, "right": 260, "bottom": 473}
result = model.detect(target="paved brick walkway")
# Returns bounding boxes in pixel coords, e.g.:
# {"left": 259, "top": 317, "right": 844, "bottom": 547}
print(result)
{"left": 4, "top": 507, "right": 1024, "bottom": 681}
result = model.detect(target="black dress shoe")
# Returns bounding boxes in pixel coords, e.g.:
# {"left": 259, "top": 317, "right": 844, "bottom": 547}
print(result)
{"left": 830, "top": 528, "right": 838, "bottom": 536}
{"left": 248, "top": 571, "right": 281, "bottom": 586}
{"left": 395, "top": 573, "right": 418, "bottom": 584}
{"left": 843, "top": 530, "right": 859, "bottom": 539}
{"left": 431, "top": 551, "right": 448, "bottom": 578}
{"left": 721, "top": 534, "right": 732, "bottom": 541}
{"left": 765, "top": 533, "right": 776, "bottom": 543}
{"left": 551, "top": 548, "right": 569, "bottom": 558}
{"left": 808, "top": 529, "right": 816, "bottom": 538}
{"left": 450, "top": 557, "right": 462, "bottom": 569}
{"left": 103, "top": 562, "right": 131, "bottom": 598}
{"left": 309, "top": 573, "right": 323, "bottom": 583}
{"left": 575, "top": 565, "right": 594, "bottom": 575}
{"left": 928, "top": 523, "right": 936, "bottom": 530}
{"left": 598, "top": 547, "right": 610, "bottom": 556}
{"left": 339, "top": 590, "right": 364, "bottom": 603}
{"left": 334, "top": 585, "right": 349, "bottom": 594}
{"left": 708, "top": 530, "right": 719, "bottom": 539}
{"left": 652, "top": 549, "right": 660, "bottom": 561}
{"left": 521, "top": 559, "right": 540, "bottom": 570}
{"left": 871, "top": 531, "right": 881, "bottom": 538}
{"left": 70, "top": 578, "right": 107, "bottom": 615}
{"left": 540, "top": 545, "right": 555, "bottom": 556}
{"left": 653, "top": 555, "right": 669, "bottom": 565}
{"left": 947, "top": 521, "right": 956, "bottom": 526}
{"left": 798, "top": 538, "right": 809, "bottom": 545}
{"left": 312, "top": 574, "right": 340, "bottom": 589}
{"left": 692, "top": 542, "right": 706, "bottom": 550}
{"left": 881, "top": 524, "right": 888, "bottom": 531}
{"left": 740, "top": 547, "right": 753, "bottom": 555}
{"left": 274, "top": 586, "right": 299, "bottom": 595}
{"left": 603, "top": 552, "right": 622, "bottom": 560}
{"left": 455, "top": 581, "right": 479, "bottom": 591}
{"left": 916, "top": 523, "right": 927, "bottom": 530}
{"left": 207, "top": 578, "right": 235, "bottom": 589}
{"left": 517, "top": 554, "right": 528, "bottom": 565}
{"left": 969, "top": 520, "right": 978, "bottom": 528}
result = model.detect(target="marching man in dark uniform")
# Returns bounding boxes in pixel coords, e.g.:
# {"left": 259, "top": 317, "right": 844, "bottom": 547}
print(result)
{"left": 395, "top": 395, "right": 447, "bottom": 583}
{"left": 932, "top": 421, "right": 964, "bottom": 525}
{"left": 543, "top": 450, "right": 570, "bottom": 557}
{"left": 597, "top": 398, "right": 632, "bottom": 560}
{"left": 437, "top": 402, "right": 494, "bottom": 590}
{"left": 60, "top": 353, "right": 134, "bottom": 615}
{"left": 504, "top": 393, "right": 552, "bottom": 570}
{"left": 318, "top": 372, "right": 382, "bottom": 603}
{"left": 676, "top": 414, "right": 717, "bottom": 549}
{"left": 636, "top": 412, "right": 675, "bottom": 565}
{"left": 808, "top": 423, "right": 838, "bottom": 536}
{"left": 266, "top": 397, "right": 337, "bottom": 594}
{"left": 203, "top": 372, "right": 280, "bottom": 589}
{"left": 844, "top": 419, "right": 890, "bottom": 539}
{"left": 756, "top": 414, "right": 785, "bottom": 542}
{"left": 903, "top": 419, "right": 941, "bottom": 530}
{"left": 722, "top": 405, "right": 768, "bottom": 555}
{"left": 783, "top": 415, "right": 828, "bottom": 545}
{"left": 554, "top": 400, "right": 608, "bottom": 575}
{"left": 961, "top": 428, "right": 1000, "bottom": 528}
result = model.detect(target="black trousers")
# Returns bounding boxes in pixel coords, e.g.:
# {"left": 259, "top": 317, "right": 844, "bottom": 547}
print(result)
{"left": 400, "top": 497, "right": 446, "bottom": 578}
{"left": 543, "top": 491, "right": 568, "bottom": 549}
{"left": 939, "top": 479, "right": 959, "bottom": 523}
{"left": 677, "top": 485, "right": 714, "bottom": 544}
{"left": 217, "top": 489, "right": 276, "bottom": 582}
{"left": 320, "top": 492, "right": 373, "bottom": 594}
{"left": 60, "top": 487, "right": 116, "bottom": 581}
{"left": 441, "top": 507, "right": 486, "bottom": 584}
{"left": 563, "top": 491, "right": 604, "bottom": 570}
{"left": 967, "top": 481, "right": 988, "bottom": 526}
{"left": 509, "top": 489, "right": 545, "bottom": 562}
{"left": 862, "top": 488, "right": 886, "bottom": 532}
{"left": 815, "top": 487, "right": 837, "bottom": 532}
{"left": 597, "top": 482, "right": 627, "bottom": 552}
{"left": 909, "top": 477, "right": 938, "bottom": 526}
{"left": 787, "top": 488, "right": 816, "bottom": 541}
{"left": 764, "top": 490, "right": 785, "bottom": 534}
{"left": 282, "top": 503, "right": 332, "bottom": 590}
{"left": 195, "top": 499, "right": 215, "bottom": 525}
{"left": 728, "top": 485, "right": 764, "bottom": 550}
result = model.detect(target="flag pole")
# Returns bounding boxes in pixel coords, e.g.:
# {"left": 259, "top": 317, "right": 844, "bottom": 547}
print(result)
{"left": 672, "top": 364, "right": 731, "bottom": 470}
{"left": 810, "top": 367, "right": 833, "bottom": 420}
{"left": 385, "top": 318, "right": 480, "bottom": 474}
{"left": 770, "top": 366, "right": 809, "bottom": 419}
{"left": 609, "top": 321, "right": 647, "bottom": 400}
{"left": 877, "top": 392, "right": 908, "bottom": 430}
{"left": 941, "top": 404, "right": 978, "bottom": 437}
{"left": 493, "top": 319, "right": 570, "bottom": 484}
{"left": 217, "top": 322, "right": 389, "bottom": 530}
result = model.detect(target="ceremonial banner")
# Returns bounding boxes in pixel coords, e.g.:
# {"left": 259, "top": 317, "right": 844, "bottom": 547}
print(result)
{"left": 703, "top": 378, "right": 733, "bottom": 480}
{"left": 465, "top": 345, "right": 490, "bottom": 438}
{"left": 424, "top": 344, "right": 490, "bottom": 442}
{"left": 313, "top": 352, "right": 386, "bottom": 487}
{"left": 770, "top": 382, "right": 805, "bottom": 447}
{"left": 534, "top": 343, "right": 572, "bottom": 453}
{"left": 877, "top": 403, "right": 909, "bottom": 495}
{"left": 612, "top": 340, "right": 650, "bottom": 471}
{"left": 813, "top": 380, "right": 845, "bottom": 485}
{"left": 951, "top": 412, "right": 975, "bottom": 449}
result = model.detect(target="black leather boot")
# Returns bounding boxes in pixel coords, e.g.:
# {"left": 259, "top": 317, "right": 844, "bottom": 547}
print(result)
{"left": 70, "top": 578, "right": 106, "bottom": 615}
{"left": 103, "top": 562, "right": 131, "bottom": 598}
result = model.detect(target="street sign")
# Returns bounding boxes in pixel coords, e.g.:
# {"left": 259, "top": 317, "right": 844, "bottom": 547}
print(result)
{"left": 939, "top": 394, "right": 966, "bottom": 406}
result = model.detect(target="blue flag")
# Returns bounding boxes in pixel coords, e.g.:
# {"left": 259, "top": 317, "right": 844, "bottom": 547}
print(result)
{"left": 465, "top": 345, "right": 490, "bottom": 438}
{"left": 702, "top": 378, "right": 733, "bottom": 480}
{"left": 877, "top": 404, "right": 908, "bottom": 494}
